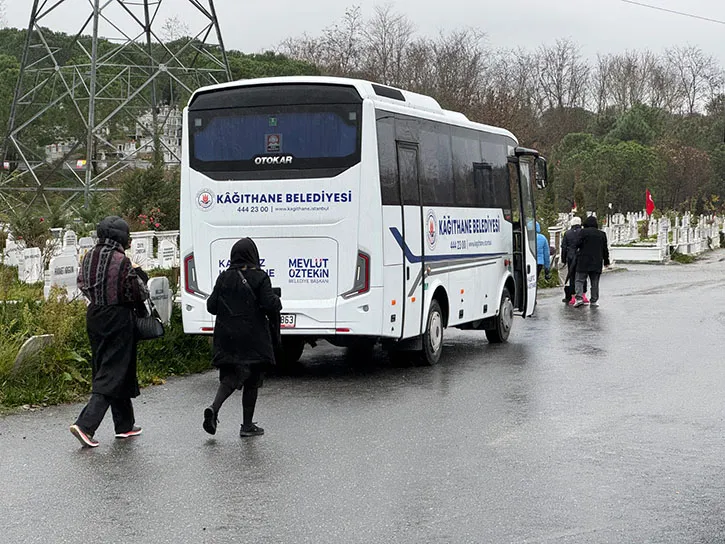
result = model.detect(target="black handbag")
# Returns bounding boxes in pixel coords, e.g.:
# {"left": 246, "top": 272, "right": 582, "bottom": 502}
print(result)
{"left": 135, "top": 299, "right": 165, "bottom": 341}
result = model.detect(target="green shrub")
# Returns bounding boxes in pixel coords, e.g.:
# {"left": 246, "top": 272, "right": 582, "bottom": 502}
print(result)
{"left": 537, "top": 267, "right": 561, "bottom": 289}
{"left": 670, "top": 251, "right": 696, "bottom": 264}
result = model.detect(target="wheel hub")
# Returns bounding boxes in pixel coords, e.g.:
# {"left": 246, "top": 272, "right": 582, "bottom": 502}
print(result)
{"left": 501, "top": 298, "right": 513, "bottom": 333}
{"left": 429, "top": 311, "right": 442, "bottom": 352}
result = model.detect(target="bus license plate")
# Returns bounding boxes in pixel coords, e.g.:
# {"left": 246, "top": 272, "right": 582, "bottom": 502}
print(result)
{"left": 280, "top": 314, "right": 296, "bottom": 328}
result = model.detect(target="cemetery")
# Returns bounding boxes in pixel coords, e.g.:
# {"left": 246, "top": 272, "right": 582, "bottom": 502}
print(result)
{"left": 548, "top": 211, "right": 723, "bottom": 265}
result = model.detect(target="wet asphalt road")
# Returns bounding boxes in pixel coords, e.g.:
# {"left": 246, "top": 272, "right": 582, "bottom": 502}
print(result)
{"left": 2, "top": 253, "right": 725, "bottom": 544}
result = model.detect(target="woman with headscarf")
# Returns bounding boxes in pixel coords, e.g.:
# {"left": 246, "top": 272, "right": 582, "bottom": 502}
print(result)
{"left": 203, "top": 238, "right": 282, "bottom": 438}
{"left": 70, "top": 216, "right": 150, "bottom": 448}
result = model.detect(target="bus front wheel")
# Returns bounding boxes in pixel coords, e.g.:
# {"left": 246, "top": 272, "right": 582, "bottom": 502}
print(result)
{"left": 418, "top": 299, "right": 444, "bottom": 366}
{"left": 486, "top": 287, "right": 513, "bottom": 343}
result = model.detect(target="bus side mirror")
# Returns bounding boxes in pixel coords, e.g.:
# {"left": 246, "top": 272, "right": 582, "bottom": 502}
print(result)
{"left": 534, "top": 157, "right": 547, "bottom": 189}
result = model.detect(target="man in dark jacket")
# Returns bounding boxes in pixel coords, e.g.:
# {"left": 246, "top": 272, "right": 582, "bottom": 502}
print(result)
{"left": 573, "top": 215, "right": 610, "bottom": 308}
{"left": 203, "top": 238, "right": 282, "bottom": 437}
{"left": 561, "top": 217, "right": 587, "bottom": 304}
{"left": 70, "top": 216, "right": 150, "bottom": 448}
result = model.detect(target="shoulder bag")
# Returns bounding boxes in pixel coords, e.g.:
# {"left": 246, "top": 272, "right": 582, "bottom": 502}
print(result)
{"left": 237, "top": 269, "right": 281, "bottom": 348}
{"left": 136, "top": 298, "right": 165, "bottom": 341}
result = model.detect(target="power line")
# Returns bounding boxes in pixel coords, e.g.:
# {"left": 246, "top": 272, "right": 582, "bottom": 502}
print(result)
{"left": 620, "top": 0, "right": 725, "bottom": 25}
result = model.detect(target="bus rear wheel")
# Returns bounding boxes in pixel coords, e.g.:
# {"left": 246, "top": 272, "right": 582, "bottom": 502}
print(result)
{"left": 486, "top": 287, "right": 513, "bottom": 343}
{"left": 417, "top": 299, "right": 444, "bottom": 366}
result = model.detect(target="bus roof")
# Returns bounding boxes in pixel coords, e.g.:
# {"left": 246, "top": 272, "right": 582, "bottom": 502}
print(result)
{"left": 188, "top": 76, "right": 518, "bottom": 143}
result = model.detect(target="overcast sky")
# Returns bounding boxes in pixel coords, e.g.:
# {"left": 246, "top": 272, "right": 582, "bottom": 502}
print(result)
{"left": 5, "top": 0, "right": 725, "bottom": 67}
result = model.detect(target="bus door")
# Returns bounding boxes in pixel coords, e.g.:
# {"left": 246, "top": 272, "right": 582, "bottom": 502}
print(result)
{"left": 508, "top": 158, "right": 537, "bottom": 317}
{"left": 397, "top": 143, "right": 425, "bottom": 338}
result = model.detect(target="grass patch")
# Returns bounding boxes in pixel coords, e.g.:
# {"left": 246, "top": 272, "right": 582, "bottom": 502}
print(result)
{"left": 670, "top": 251, "right": 697, "bottom": 264}
{"left": 537, "top": 267, "right": 561, "bottom": 289}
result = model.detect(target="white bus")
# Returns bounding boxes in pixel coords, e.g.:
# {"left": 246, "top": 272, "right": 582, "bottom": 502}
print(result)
{"left": 180, "top": 76, "right": 547, "bottom": 366}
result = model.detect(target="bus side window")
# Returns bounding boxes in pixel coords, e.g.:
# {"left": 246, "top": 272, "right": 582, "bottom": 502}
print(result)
{"left": 419, "top": 121, "right": 453, "bottom": 206}
{"left": 376, "top": 115, "right": 399, "bottom": 205}
{"left": 472, "top": 163, "right": 494, "bottom": 207}
{"left": 452, "top": 127, "right": 482, "bottom": 207}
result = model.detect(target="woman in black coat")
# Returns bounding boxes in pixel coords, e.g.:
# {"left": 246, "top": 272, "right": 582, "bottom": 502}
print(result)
{"left": 203, "top": 238, "right": 282, "bottom": 437}
{"left": 70, "top": 216, "right": 150, "bottom": 448}
{"left": 573, "top": 215, "right": 610, "bottom": 307}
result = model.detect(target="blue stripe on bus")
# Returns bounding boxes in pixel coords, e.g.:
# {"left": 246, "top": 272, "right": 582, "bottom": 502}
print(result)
{"left": 389, "top": 227, "right": 507, "bottom": 264}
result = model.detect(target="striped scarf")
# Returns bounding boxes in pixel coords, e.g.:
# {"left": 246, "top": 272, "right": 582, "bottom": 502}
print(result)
{"left": 77, "top": 239, "right": 147, "bottom": 306}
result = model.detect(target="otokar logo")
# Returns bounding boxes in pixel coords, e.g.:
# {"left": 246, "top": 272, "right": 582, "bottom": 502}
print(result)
{"left": 196, "top": 188, "right": 214, "bottom": 211}
{"left": 426, "top": 209, "right": 438, "bottom": 250}
{"left": 254, "top": 155, "right": 293, "bottom": 166}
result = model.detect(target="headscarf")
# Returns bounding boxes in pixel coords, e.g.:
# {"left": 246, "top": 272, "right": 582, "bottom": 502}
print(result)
{"left": 230, "top": 237, "right": 260, "bottom": 269}
{"left": 97, "top": 216, "right": 130, "bottom": 249}
{"left": 570, "top": 217, "right": 582, "bottom": 226}
{"left": 584, "top": 215, "right": 598, "bottom": 229}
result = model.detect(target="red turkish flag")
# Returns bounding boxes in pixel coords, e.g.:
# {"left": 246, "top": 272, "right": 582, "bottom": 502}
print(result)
{"left": 645, "top": 189, "right": 655, "bottom": 216}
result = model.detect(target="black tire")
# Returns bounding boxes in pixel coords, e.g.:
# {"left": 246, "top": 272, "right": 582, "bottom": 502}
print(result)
{"left": 486, "top": 287, "right": 513, "bottom": 343}
{"left": 276, "top": 337, "right": 305, "bottom": 370}
{"left": 417, "top": 299, "right": 444, "bottom": 366}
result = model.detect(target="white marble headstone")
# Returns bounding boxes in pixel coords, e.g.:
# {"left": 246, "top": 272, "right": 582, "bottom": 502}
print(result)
{"left": 158, "top": 240, "right": 176, "bottom": 269}
{"left": 3, "top": 240, "right": 20, "bottom": 267}
{"left": 78, "top": 237, "right": 94, "bottom": 263}
{"left": 22, "top": 247, "right": 42, "bottom": 284}
{"left": 63, "top": 230, "right": 77, "bottom": 253}
{"left": 48, "top": 254, "right": 79, "bottom": 299}
{"left": 130, "top": 231, "right": 155, "bottom": 268}
{"left": 147, "top": 276, "right": 172, "bottom": 325}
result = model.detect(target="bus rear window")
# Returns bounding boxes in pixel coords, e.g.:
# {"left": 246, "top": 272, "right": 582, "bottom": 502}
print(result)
{"left": 189, "top": 105, "right": 361, "bottom": 180}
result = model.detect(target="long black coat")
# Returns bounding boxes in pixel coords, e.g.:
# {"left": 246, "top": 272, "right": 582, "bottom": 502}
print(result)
{"left": 207, "top": 239, "right": 282, "bottom": 367}
{"left": 78, "top": 216, "right": 149, "bottom": 398}
{"left": 576, "top": 218, "right": 610, "bottom": 273}
{"left": 561, "top": 225, "right": 583, "bottom": 266}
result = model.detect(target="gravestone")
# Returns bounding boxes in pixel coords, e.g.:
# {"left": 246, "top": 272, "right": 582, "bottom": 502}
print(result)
{"left": 48, "top": 254, "right": 79, "bottom": 299}
{"left": 130, "top": 231, "right": 155, "bottom": 268}
{"left": 3, "top": 240, "right": 21, "bottom": 267}
{"left": 21, "top": 247, "right": 42, "bottom": 283}
{"left": 63, "top": 230, "right": 78, "bottom": 255}
{"left": 158, "top": 240, "right": 176, "bottom": 269}
{"left": 43, "top": 269, "right": 51, "bottom": 299}
{"left": 13, "top": 334, "right": 54, "bottom": 374}
{"left": 78, "top": 237, "right": 94, "bottom": 263}
{"left": 147, "top": 276, "right": 172, "bottom": 325}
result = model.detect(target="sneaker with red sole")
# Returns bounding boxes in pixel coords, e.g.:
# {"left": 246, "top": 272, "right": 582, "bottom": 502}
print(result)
{"left": 70, "top": 424, "right": 99, "bottom": 448}
{"left": 568, "top": 296, "right": 576, "bottom": 306}
{"left": 582, "top": 294, "right": 590, "bottom": 304}
{"left": 115, "top": 426, "right": 143, "bottom": 439}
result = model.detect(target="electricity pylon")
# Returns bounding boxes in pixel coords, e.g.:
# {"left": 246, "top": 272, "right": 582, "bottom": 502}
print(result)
{"left": 1, "top": 0, "right": 231, "bottom": 213}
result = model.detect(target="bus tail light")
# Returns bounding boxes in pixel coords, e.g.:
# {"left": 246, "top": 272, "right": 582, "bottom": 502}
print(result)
{"left": 342, "top": 251, "right": 370, "bottom": 299}
{"left": 184, "top": 253, "right": 201, "bottom": 295}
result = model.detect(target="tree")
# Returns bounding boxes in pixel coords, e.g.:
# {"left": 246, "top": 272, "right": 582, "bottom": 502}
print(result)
{"left": 161, "top": 16, "right": 190, "bottom": 42}
{"left": 361, "top": 5, "right": 414, "bottom": 85}
{"left": 665, "top": 45, "right": 722, "bottom": 115}
{"left": 536, "top": 38, "right": 589, "bottom": 110}
{"left": 605, "top": 104, "right": 661, "bottom": 146}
